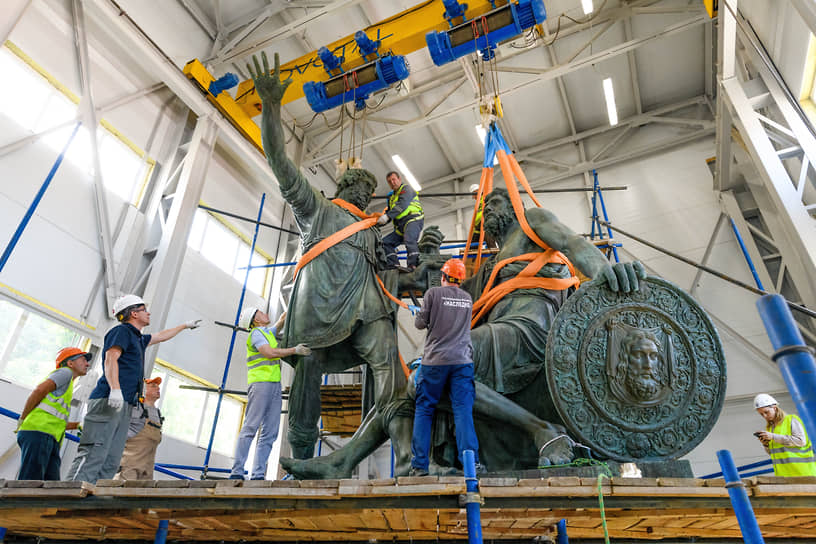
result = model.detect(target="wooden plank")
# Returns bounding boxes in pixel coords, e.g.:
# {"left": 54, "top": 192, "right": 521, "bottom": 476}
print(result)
{"left": 753, "top": 484, "right": 816, "bottom": 496}
{"left": 611, "top": 477, "right": 658, "bottom": 487}
{"left": 657, "top": 477, "right": 706, "bottom": 487}
{"left": 481, "top": 486, "right": 602, "bottom": 498}
{"left": 211, "top": 486, "right": 341, "bottom": 498}
{"left": 92, "top": 487, "right": 214, "bottom": 498}
{"left": 611, "top": 486, "right": 729, "bottom": 497}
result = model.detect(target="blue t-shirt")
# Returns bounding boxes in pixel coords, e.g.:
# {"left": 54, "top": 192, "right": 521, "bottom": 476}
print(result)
{"left": 89, "top": 323, "right": 152, "bottom": 405}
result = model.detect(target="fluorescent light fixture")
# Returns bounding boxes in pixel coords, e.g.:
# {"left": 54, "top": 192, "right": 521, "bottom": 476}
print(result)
{"left": 475, "top": 125, "right": 499, "bottom": 165}
{"left": 391, "top": 154, "right": 422, "bottom": 191}
{"left": 602, "top": 77, "right": 618, "bottom": 126}
{"left": 581, "top": 0, "right": 593, "bottom": 15}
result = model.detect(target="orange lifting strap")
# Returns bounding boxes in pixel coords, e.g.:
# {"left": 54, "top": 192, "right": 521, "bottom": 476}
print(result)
{"left": 293, "top": 197, "right": 410, "bottom": 378}
{"left": 466, "top": 137, "right": 581, "bottom": 327}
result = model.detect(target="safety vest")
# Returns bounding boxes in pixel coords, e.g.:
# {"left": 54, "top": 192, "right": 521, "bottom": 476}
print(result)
{"left": 473, "top": 201, "right": 484, "bottom": 234}
{"left": 768, "top": 414, "right": 816, "bottom": 476}
{"left": 246, "top": 328, "right": 281, "bottom": 384}
{"left": 19, "top": 370, "right": 73, "bottom": 443}
{"left": 388, "top": 184, "right": 423, "bottom": 221}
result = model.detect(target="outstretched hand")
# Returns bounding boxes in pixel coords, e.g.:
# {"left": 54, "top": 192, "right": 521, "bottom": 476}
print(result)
{"left": 599, "top": 261, "right": 647, "bottom": 293}
{"left": 247, "top": 52, "right": 292, "bottom": 105}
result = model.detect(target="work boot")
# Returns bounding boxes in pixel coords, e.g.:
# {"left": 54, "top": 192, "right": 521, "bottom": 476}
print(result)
{"left": 474, "top": 463, "right": 488, "bottom": 476}
{"left": 408, "top": 466, "right": 430, "bottom": 477}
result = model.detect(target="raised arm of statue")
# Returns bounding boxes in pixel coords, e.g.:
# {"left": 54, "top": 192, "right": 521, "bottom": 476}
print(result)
{"left": 248, "top": 52, "right": 317, "bottom": 218}
{"left": 526, "top": 207, "right": 646, "bottom": 292}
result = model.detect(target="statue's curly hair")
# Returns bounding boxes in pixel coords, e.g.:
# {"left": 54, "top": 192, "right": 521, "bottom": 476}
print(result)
{"left": 335, "top": 168, "right": 377, "bottom": 195}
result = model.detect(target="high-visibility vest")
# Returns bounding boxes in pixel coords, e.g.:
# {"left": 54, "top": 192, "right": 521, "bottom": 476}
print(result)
{"left": 473, "top": 201, "right": 484, "bottom": 233}
{"left": 246, "top": 327, "right": 281, "bottom": 384}
{"left": 768, "top": 414, "right": 816, "bottom": 476}
{"left": 388, "top": 184, "right": 423, "bottom": 221}
{"left": 18, "top": 370, "right": 73, "bottom": 443}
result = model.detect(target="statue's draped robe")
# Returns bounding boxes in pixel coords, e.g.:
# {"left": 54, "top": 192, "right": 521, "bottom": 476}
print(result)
{"left": 280, "top": 175, "right": 392, "bottom": 350}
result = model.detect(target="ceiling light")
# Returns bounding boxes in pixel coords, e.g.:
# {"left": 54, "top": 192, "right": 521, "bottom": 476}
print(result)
{"left": 475, "top": 125, "right": 498, "bottom": 165}
{"left": 391, "top": 154, "right": 422, "bottom": 191}
{"left": 581, "top": 0, "right": 593, "bottom": 15}
{"left": 602, "top": 78, "right": 618, "bottom": 126}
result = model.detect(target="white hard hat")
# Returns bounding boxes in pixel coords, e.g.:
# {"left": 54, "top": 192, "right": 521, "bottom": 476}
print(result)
{"left": 112, "top": 294, "right": 145, "bottom": 317}
{"left": 754, "top": 393, "right": 778, "bottom": 410}
{"left": 239, "top": 307, "right": 259, "bottom": 329}
{"left": 469, "top": 183, "right": 480, "bottom": 193}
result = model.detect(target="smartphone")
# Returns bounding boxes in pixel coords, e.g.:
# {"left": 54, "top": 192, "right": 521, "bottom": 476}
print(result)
{"left": 753, "top": 431, "right": 763, "bottom": 437}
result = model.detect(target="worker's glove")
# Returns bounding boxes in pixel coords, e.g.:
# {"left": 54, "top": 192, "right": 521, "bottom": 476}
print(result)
{"left": 13, "top": 420, "right": 21, "bottom": 434}
{"left": 293, "top": 343, "right": 312, "bottom": 356}
{"left": 376, "top": 214, "right": 390, "bottom": 226}
{"left": 186, "top": 319, "right": 203, "bottom": 329}
{"left": 108, "top": 389, "right": 124, "bottom": 410}
{"left": 407, "top": 305, "right": 420, "bottom": 316}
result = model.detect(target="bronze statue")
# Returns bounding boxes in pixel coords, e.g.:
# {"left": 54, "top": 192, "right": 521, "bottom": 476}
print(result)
{"left": 248, "top": 53, "right": 432, "bottom": 464}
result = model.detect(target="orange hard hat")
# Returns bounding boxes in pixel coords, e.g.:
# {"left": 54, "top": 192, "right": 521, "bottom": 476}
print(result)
{"left": 56, "top": 347, "right": 92, "bottom": 368}
{"left": 441, "top": 258, "right": 466, "bottom": 281}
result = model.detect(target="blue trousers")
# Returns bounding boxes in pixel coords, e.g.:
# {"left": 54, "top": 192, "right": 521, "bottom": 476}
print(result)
{"left": 17, "top": 430, "right": 62, "bottom": 480}
{"left": 383, "top": 218, "right": 423, "bottom": 268}
{"left": 230, "top": 381, "right": 282, "bottom": 479}
{"left": 411, "top": 363, "right": 479, "bottom": 471}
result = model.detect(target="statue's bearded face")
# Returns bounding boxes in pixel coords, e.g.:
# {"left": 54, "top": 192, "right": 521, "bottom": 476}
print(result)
{"left": 624, "top": 338, "right": 662, "bottom": 401}
{"left": 483, "top": 194, "right": 515, "bottom": 238}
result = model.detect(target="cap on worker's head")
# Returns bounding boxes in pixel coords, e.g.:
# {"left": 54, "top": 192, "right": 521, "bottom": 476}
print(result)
{"left": 469, "top": 183, "right": 480, "bottom": 193}
{"left": 112, "top": 294, "right": 145, "bottom": 320}
{"left": 754, "top": 393, "right": 778, "bottom": 410}
{"left": 441, "top": 258, "right": 466, "bottom": 282}
{"left": 239, "top": 306, "right": 259, "bottom": 329}
{"left": 55, "top": 347, "right": 92, "bottom": 369}
{"left": 144, "top": 376, "right": 162, "bottom": 386}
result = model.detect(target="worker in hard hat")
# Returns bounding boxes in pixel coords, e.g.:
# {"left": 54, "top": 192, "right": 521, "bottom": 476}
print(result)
{"left": 409, "top": 258, "right": 483, "bottom": 476}
{"left": 114, "top": 377, "right": 164, "bottom": 480}
{"left": 754, "top": 393, "right": 816, "bottom": 476}
{"left": 378, "top": 171, "right": 424, "bottom": 269}
{"left": 15, "top": 347, "right": 91, "bottom": 480}
{"left": 230, "top": 307, "right": 311, "bottom": 480}
{"left": 67, "top": 294, "right": 202, "bottom": 483}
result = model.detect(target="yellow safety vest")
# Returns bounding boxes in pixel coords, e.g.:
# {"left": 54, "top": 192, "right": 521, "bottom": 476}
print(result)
{"left": 388, "top": 184, "right": 423, "bottom": 221}
{"left": 246, "top": 327, "right": 281, "bottom": 384}
{"left": 473, "top": 201, "right": 484, "bottom": 234}
{"left": 19, "top": 370, "right": 73, "bottom": 443}
{"left": 768, "top": 414, "right": 816, "bottom": 477}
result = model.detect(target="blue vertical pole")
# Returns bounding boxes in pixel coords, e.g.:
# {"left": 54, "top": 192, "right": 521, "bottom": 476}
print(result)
{"left": 756, "top": 294, "right": 816, "bottom": 442}
{"left": 0, "top": 526, "right": 7, "bottom": 541}
{"left": 593, "top": 170, "right": 619, "bottom": 263}
{"left": 717, "top": 449, "right": 765, "bottom": 544}
{"left": 463, "top": 449, "right": 483, "bottom": 544}
{"left": 556, "top": 519, "right": 568, "bottom": 544}
{"left": 0, "top": 122, "right": 82, "bottom": 273}
{"left": 154, "top": 520, "right": 169, "bottom": 544}
{"left": 729, "top": 218, "right": 765, "bottom": 290}
{"left": 202, "top": 193, "right": 266, "bottom": 477}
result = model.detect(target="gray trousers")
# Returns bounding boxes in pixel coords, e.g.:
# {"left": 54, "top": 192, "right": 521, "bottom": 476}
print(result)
{"left": 66, "top": 397, "right": 132, "bottom": 483}
{"left": 230, "top": 381, "right": 282, "bottom": 479}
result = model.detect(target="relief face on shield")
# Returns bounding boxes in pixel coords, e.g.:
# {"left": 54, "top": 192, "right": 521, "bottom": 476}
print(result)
{"left": 608, "top": 327, "right": 672, "bottom": 406}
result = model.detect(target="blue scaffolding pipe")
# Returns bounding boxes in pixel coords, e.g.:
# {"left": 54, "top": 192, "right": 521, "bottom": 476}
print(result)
{"left": 717, "top": 449, "right": 766, "bottom": 544}
{"left": 756, "top": 294, "right": 816, "bottom": 442}
{"left": 729, "top": 218, "right": 765, "bottom": 290}
{"left": 590, "top": 169, "right": 620, "bottom": 263}
{"left": 317, "top": 374, "right": 328, "bottom": 457}
{"left": 0, "top": 122, "right": 82, "bottom": 274}
{"left": 155, "top": 463, "right": 233, "bottom": 474}
{"left": 701, "top": 458, "right": 772, "bottom": 479}
{"left": 463, "top": 449, "right": 483, "bottom": 544}
{"left": 154, "top": 519, "right": 169, "bottom": 544}
{"left": 154, "top": 466, "right": 194, "bottom": 480}
{"left": 556, "top": 519, "right": 569, "bottom": 544}
{"left": 202, "top": 193, "right": 266, "bottom": 478}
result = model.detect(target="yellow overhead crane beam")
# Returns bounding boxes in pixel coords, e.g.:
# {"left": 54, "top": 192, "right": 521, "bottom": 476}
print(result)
{"left": 235, "top": 0, "right": 507, "bottom": 115}
{"left": 183, "top": 0, "right": 508, "bottom": 151}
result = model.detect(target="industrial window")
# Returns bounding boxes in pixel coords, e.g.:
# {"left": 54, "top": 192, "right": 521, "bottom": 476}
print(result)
{"left": 0, "top": 299, "right": 89, "bottom": 389}
{"left": 0, "top": 44, "right": 153, "bottom": 205}
{"left": 801, "top": 34, "right": 816, "bottom": 124}
{"left": 150, "top": 361, "right": 245, "bottom": 458}
{"left": 187, "top": 209, "right": 269, "bottom": 296}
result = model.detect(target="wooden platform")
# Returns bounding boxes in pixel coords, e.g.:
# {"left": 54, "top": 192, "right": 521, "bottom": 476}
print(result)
{"left": 1, "top": 476, "right": 815, "bottom": 541}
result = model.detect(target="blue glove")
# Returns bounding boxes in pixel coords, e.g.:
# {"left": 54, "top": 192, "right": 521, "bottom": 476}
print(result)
{"left": 408, "top": 305, "right": 420, "bottom": 316}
